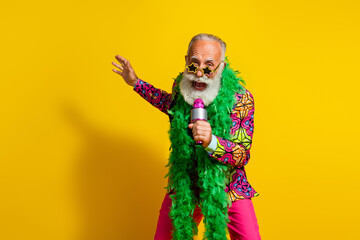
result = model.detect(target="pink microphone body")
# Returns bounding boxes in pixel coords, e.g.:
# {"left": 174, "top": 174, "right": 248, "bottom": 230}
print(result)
{"left": 191, "top": 99, "right": 208, "bottom": 145}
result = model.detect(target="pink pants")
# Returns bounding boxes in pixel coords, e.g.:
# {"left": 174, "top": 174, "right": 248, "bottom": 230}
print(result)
{"left": 154, "top": 193, "right": 261, "bottom": 240}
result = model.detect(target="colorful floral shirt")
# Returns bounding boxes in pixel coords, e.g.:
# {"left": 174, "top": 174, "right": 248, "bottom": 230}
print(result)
{"left": 133, "top": 79, "right": 259, "bottom": 202}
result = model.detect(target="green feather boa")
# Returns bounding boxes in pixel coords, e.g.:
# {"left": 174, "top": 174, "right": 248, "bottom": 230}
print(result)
{"left": 165, "top": 60, "right": 246, "bottom": 240}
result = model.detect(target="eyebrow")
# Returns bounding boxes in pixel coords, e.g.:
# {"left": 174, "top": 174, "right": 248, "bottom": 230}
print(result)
{"left": 190, "top": 56, "right": 215, "bottom": 62}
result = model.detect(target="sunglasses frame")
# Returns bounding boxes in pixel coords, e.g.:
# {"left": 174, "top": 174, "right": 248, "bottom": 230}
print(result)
{"left": 186, "top": 61, "right": 223, "bottom": 77}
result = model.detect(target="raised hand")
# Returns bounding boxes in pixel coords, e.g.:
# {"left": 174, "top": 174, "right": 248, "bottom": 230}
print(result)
{"left": 112, "top": 55, "right": 139, "bottom": 86}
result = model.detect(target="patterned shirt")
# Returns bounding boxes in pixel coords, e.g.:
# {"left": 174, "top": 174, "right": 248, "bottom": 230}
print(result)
{"left": 133, "top": 79, "right": 259, "bottom": 202}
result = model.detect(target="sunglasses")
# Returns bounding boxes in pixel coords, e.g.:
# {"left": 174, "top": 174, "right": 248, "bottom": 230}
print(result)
{"left": 186, "top": 61, "right": 222, "bottom": 77}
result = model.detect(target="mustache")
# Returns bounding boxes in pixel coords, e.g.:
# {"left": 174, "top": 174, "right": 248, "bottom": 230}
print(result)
{"left": 183, "top": 72, "right": 212, "bottom": 84}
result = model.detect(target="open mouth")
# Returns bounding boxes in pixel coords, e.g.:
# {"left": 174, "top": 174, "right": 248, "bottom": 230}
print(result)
{"left": 193, "top": 81, "right": 207, "bottom": 91}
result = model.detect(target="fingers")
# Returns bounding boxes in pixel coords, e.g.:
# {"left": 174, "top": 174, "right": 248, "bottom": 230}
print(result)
{"left": 112, "top": 61, "right": 123, "bottom": 71}
{"left": 189, "top": 121, "right": 209, "bottom": 131}
{"left": 189, "top": 123, "right": 204, "bottom": 136}
{"left": 112, "top": 68, "right": 123, "bottom": 76}
{"left": 115, "top": 55, "right": 128, "bottom": 66}
{"left": 190, "top": 124, "right": 202, "bottom": 135}
{"left": 193, "top": 133, "right": 207, "bottom": 141}
{"left": 112, "top": 55, "right": 129, "bottom": 76}
{"left": 113, "top": 55, "right": 128, "bottom": 71}
{"left": 188, "top": 121, "right": 211, "bottom": 138}
{"left": 192, "top": 131, "right": 210, "bottom": 148}
{"left": 192, "top": 131, "right": 208, "bottom": 142}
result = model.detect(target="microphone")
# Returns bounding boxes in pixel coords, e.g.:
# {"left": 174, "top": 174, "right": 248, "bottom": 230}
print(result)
{"left": 191, "top": 99, "right": 208, "bottom": 145}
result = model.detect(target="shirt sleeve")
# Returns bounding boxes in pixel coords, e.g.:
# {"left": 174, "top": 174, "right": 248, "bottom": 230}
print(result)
{"left": 208, "top": 90, "right": 255, "bottom": 168}
{"left": 133, "top": 79, "right": 174, "bottom": 114}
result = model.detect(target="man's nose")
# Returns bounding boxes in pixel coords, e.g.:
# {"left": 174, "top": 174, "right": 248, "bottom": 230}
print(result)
{"left": 196, "top": 68, "right": 203, "bottom": 77}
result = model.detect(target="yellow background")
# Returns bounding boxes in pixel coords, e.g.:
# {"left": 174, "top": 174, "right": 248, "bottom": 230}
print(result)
{"left": 1, "top": 0, "right": 359, "bottom": 239}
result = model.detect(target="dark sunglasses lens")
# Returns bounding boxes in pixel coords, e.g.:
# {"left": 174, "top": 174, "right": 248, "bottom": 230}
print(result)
{"left": 202, "top": 66, "right": 213, "bottom": 76}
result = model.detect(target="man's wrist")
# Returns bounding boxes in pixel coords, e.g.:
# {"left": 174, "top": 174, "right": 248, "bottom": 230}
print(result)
{"left": 132, "top": 78, "right": 140, "bottom": 89}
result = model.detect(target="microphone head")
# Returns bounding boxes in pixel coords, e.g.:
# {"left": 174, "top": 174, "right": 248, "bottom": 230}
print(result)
{"left": 193, "top": 99, "right": 204, "bottom": 108}
{"left": 191, "top": 98, "right": 207, "bottom": 122}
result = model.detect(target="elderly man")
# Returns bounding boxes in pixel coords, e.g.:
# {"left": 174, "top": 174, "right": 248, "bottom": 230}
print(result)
{"left": 112, "top": 34, "right": 261, "bottom": 240}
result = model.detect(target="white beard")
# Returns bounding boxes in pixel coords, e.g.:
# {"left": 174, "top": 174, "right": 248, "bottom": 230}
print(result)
{"left": 179, "top": 63, "right": 224, "bottom": 106}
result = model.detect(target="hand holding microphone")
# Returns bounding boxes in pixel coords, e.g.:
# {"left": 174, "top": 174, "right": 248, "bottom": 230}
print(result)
{"left": 188, "top": 99, "right": 212, "bottom": 147}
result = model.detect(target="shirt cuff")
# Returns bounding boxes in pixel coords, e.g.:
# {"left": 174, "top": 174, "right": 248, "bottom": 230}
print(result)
{"left": 133, "top": 78, "right": 140, "bottom": 90}
{"left": 204, "top": 134, "right": 217, "bottom": 154}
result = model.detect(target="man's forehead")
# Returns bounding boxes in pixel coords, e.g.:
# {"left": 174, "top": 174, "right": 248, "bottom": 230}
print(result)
{"left": 188, "top": 40, "right": 222, "bottom": 60}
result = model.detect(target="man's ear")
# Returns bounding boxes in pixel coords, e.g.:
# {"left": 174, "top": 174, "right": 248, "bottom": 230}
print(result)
{"left": 185, "top": 55, "right": 188, "bottom": 64}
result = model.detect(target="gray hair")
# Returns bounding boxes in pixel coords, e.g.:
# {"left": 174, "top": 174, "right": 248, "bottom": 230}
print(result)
{"left": 187, "top": 33, "right": 226, "bottom": 60}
